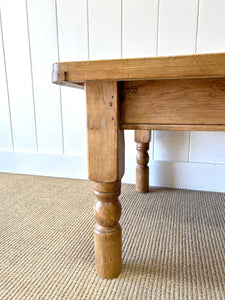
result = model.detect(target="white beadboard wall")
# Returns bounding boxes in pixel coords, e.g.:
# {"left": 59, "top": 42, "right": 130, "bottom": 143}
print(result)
{"left": 0, "top": 0, "right": 225, "bottom": 192}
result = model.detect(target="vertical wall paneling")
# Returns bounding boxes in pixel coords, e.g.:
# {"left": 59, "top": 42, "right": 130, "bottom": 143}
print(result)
{"left": 190, "top": 132, "right": 225, "bottom": 164}
{"left": 0, "top": 0, "right": 225, "bottom": 192}
{"left": 190, "top": 0, "right": 225, "bottom": 167}
{"left": 1, "top": 0, "right": 37, "bottom": 151}
{"left": 122, "top": 0, "right": 158, "bottom": 58}
{"left": 124, "top": 130, "right": 136, "bottom": 159}
{"left": 88, "top": 0, "right": 121, "bottom": 59}
{"left": 27, "top": 0, "right": 63, "bottom": 153}
{"left": 59, "top": 87, "right": 87, "bottom": 155}
{"left": 56, "top": 0, "right": 88, "bottom": 155}
{"left": 57, "top": 0, "right": 88, "bottom": 62}
{"left": 0, "top": 9, "right": 12, "bottom": 151}
{"left": 155, "top": 0, "right": 199, "bottom": 163}
{"left": 197, "top": 0, "right": 225, "bottom": 53}
{"left": 154, "top": 131, "right": 190, "bottom": 162}
{"left": 158, "top": 0, "right": 199, "bottom": 55}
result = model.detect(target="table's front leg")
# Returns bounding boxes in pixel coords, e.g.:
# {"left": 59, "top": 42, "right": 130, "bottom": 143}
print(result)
{"left": 86, "top": 81, "right": 125, "bottom": 279}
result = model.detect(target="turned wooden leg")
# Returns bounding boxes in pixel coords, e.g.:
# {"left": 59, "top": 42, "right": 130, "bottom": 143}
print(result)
{"left": 93, "top": 181, "right": 121, "bottom": 278}
{"left": 86, "top": 81, "right": 125, "bottom": 278}
{"left": 135, "top": 130, "right": 151, "bottom": 193}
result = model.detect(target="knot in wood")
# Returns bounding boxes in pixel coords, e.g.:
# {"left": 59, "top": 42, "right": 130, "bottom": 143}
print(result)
{"left": 125, "top": 86, "right": 138, "bottom": 95}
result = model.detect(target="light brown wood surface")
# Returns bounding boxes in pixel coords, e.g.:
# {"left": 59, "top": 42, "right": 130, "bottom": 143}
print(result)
{"left": 135, "top": 130, "right": 151, "bottom": 193}
{"left": 121, "top": 78, "right": 225, "bottom": 126}
{"left": 52, "top": 53, "right": 225, "bottom": 279}
{"left": 53, "top": 53, "right": 225, "bottom": 86}
{"left": 121, "top": 124, "right": 225, "bottom": 131}
{"left": 93, "top": 181, "right": 122, "bottom": 279}
{"left": 52, "top": 70, "right": 84, "bottom": 88}
{"left": 86, "top": 81, "right": 125, "bottom": 182}
{"left": 86, "top": 81, "right": 124, "bottom": 278}
{"left": 135, "top": 130, "right": 151, "bottom": 143}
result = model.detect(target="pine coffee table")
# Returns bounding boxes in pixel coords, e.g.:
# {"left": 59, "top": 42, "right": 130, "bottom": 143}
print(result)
{"left": 52, "top": 53, "right": 225, "bottom": 279}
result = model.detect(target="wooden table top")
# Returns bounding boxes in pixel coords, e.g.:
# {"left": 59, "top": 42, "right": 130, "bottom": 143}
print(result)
{"left": 52, "top": 52, "right": 225, "bottom": 88}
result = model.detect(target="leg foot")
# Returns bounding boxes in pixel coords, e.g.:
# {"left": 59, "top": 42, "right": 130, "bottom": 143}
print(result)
{"left": 93, "top": 181, "right": 122, "bottom": 278}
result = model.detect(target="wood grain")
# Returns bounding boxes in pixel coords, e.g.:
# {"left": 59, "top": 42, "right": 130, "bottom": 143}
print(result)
{"left": 135, "top": 130, "right": 151, "bottom": 143}
{"left": 52, "top": 53, "right": 225, "bottom": 280}
{"left": 86, "top": 81, "right": 125, "bottom": 182}
{"left": 52, "top": 71, "right": 84, "bottom": 89}
{"left": 121, "top": 78, "right": 225, "bottom": 125}
{"left": 86, "top": 81, "right": 124, "bottom": 278}
{"left": 93, "top": 181, "right": 122, "bottom": 279}
{"left": 53, "top": 53, "right": 225, "bottom": 86}
{"left": 135, "top": 130, "right": 151, "bottom": 193}
{"left": 121, "top": 124, "right": 225, "bottom": 131}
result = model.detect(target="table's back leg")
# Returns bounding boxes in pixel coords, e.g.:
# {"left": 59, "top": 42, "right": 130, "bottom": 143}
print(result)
{"left": 86, "top": 80, "right": 125, "bottom": 279}
{"left": 135, "top": 130, "right": 151, "bottom": 193}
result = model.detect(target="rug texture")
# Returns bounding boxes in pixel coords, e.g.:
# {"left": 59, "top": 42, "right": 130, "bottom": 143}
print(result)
{"left": 0, "top": 173, "right": 224, "bottom": 300}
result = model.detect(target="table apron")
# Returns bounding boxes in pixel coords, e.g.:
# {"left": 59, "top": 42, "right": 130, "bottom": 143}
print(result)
{"left": 120, "top": 78, "right": 225, "bottom": 131}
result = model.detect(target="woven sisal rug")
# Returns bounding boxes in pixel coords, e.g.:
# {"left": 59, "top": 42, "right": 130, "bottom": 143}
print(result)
{"left": 0, "top": 173, "right": 224, "bottom": 299}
